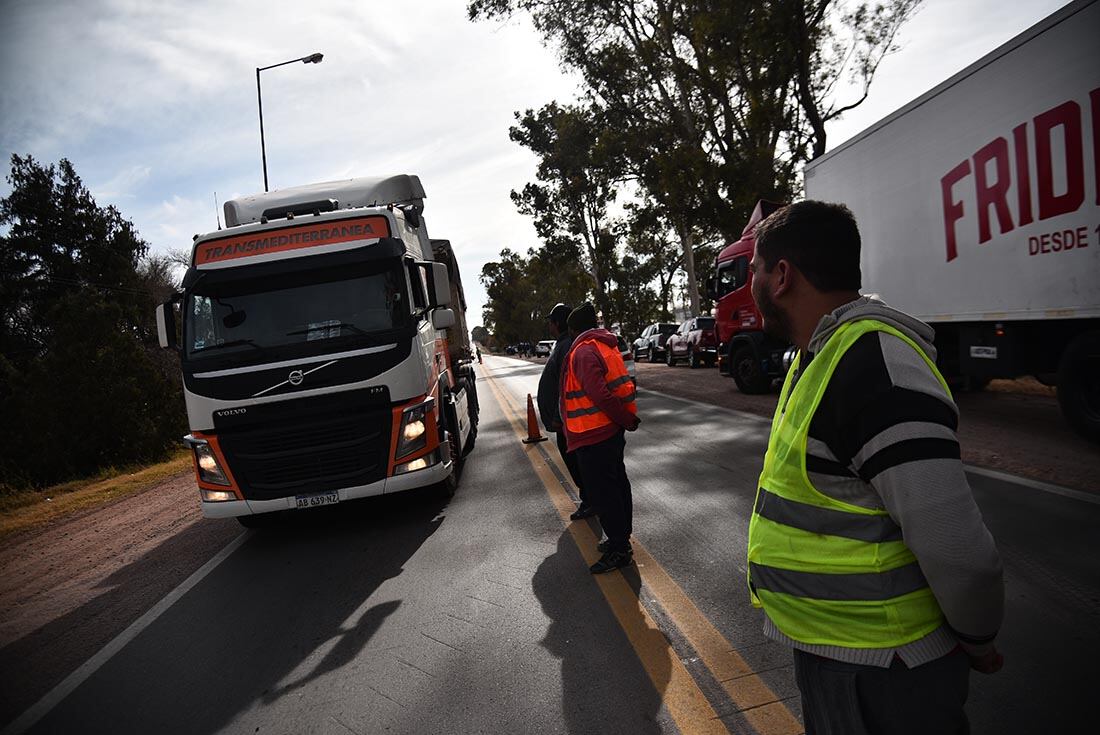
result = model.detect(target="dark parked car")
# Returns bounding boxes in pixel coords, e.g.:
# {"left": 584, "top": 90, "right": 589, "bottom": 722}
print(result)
{"left": 632, "top": 322, "right": 679, "bottom": 362}
{"left": 664, "top": 316, "right": 718, "bottom": 368}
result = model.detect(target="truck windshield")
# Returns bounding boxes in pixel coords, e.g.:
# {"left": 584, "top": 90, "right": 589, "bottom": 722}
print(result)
{"left": 659, "top": 324, "right": 678, "bottom": 335}
{"left": 695, "top": 318, "right": 715, "bottom": 330}
{"left": 184, "top": 261, "right": 408, "bottom": 364}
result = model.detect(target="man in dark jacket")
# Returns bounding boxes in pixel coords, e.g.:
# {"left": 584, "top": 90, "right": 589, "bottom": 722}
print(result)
{"left": 537, "top": 303, "right": 592, "bottom": 519}
{"left": 561, "top": 302, "right": 641, "bottom": 573}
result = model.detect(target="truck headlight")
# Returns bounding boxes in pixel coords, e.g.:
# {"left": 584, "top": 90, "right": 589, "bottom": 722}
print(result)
{"left": 396, "top": 398, "right": 434, "bottom": 458}
{"left": 191, "top": 442, "right": 231, "bottom": 486}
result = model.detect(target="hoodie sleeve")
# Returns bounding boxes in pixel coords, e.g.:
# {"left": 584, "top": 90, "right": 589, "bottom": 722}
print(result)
{"left": 808, "top": 331, "right": 1004, "bottom": 652}
{"left": 574, "top": 344, "right": 639, "bottom": 430}
{"left": 537, "top": 338, "right": 568, "bottom": 430}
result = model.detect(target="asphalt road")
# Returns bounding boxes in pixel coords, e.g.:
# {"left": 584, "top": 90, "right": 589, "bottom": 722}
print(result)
{"left": 6, "top": 355, "right": 1095, "bottom": 734}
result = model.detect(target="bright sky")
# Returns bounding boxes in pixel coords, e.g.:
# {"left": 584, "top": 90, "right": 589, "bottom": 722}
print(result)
{"left": 0, "top": 0, "right": 1071, "bottom": 331}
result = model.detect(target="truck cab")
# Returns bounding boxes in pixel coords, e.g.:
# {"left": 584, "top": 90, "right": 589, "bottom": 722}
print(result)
{"left": 156, "top": 175, "right": 479, "bottom": 524}
{"left": 708, "top": 200, "right": 789, "bottom": 393}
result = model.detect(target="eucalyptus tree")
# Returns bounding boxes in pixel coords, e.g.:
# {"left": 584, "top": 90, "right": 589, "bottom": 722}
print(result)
{"left": 470, "top": 0, "right": 921, "bottom": 314}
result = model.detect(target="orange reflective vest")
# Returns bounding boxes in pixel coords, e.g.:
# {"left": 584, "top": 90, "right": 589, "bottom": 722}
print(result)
{"left": 562, "top": 337, "right": 637, "bottom": 435}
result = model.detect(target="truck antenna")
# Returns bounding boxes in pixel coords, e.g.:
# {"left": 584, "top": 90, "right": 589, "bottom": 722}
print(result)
{"left": 213, "top": 192, "right": 222, "bottom": 230}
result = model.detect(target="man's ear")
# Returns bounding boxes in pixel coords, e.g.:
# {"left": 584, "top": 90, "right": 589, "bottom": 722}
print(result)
{"left": 773, "top": 258, "right": 794, "bottom": 298}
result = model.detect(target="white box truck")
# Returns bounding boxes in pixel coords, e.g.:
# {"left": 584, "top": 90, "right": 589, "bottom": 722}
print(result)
{"left": 803, "top": 0, "right": 1100, "bottom": 440}
{"left": 155, "top": 175, "right": 479, "bottom": 525}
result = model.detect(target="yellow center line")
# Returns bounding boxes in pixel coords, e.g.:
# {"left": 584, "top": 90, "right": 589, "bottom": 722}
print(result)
{"left": 479, "top": 358, "right": 804, "bottom": 735}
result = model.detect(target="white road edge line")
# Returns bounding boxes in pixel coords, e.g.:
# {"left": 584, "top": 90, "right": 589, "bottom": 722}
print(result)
{"left": 2, "top": 530, "right": 253, "bottom": 735}
{"left": 492, "top": 359, "right": 1097, "bottom": 505}
{"left": 635, "top": 386, "right": 1095, "bottom": 503}
{"left": 963, "top": 465, "right": 1100, "bottom": 505}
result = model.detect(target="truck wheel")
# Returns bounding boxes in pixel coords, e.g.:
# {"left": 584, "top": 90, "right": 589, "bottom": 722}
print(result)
{"left": 666, "top": 348, "right": 676, "bottom": 366}
{"left": 436, "top": 392, "right": 463, "bottom": 497}
{"left": 648, "top": 346, "right": 656, "bottom": 362}
{"left": 462, "top": 378, "right": 478, "bottom": 457}
{"left": 731, "top": 344, "right": 770, "bottom": 394}
{"left": 1057, "top": 331, "right": 1100, "bottom": 442}
{"left": 689, "top": 349, "right": 700, "bottom": 369}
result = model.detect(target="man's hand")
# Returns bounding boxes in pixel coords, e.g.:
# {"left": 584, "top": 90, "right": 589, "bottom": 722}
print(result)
{"left": 626, "top": 415, "right": 641, "bottom": 432}
{"left": 968, "top": 646, "right": 1004, "bottom": 674}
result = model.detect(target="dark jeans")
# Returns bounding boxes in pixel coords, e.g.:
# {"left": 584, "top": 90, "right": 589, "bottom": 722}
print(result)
{"left": 554, "top": 430, "right": 587, "bottom": 505}
{"left": 575, "top": 430, "right": 632, "bottom": 552}
{"left": 794, "top": 648, "right": 970, "bottom": 735}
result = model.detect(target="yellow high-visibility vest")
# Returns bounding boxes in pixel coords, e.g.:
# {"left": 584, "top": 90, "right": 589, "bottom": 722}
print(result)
{"left": 747, "top": 319, "right": 947, "bottom": 648}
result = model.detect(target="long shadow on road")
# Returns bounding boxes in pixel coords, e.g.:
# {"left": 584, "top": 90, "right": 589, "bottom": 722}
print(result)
{"left": 532, "top": 530, "right": 667, "bottom": 735}
{"left": 23, "top": 491, "right": 447, "bottom": 735}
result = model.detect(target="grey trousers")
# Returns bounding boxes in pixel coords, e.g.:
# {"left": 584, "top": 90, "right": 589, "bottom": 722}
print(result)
{"left": 793, "top": 647, "right": 970, "bottom": 735}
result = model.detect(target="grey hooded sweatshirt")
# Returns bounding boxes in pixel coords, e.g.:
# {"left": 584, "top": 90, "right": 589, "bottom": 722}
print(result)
{"left": 761, "top": 296, "right": 1005, "bottom": 668}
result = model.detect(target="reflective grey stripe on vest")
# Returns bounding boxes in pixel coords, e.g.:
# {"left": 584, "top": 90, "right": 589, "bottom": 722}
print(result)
{"left": 566, "top": 375, "right": 633, "bottom": 400}
{"left": 755, "top": 487, "right": 903, "bottom": 543}
{"left": 749, "top": 561, "right": 928, "bottom": 601}
{"left": 566, "top": 405, "right": 603, "bottom": 418}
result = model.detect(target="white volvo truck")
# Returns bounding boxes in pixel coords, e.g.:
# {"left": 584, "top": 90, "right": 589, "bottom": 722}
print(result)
{"left": 804, "top": 0, "right": 1100, "bottom": 440}
{"left": 156, "top": 175, "right": 479, "bottom": 525}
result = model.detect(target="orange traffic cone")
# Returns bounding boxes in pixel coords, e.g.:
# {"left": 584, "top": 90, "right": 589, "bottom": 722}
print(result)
{"left": 522, "top": 393, "right": 548, "bottom": 444}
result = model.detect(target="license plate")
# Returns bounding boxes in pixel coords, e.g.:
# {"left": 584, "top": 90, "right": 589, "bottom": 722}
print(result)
{"left": 294, "top": 490, "right": 340, "bottom": 509}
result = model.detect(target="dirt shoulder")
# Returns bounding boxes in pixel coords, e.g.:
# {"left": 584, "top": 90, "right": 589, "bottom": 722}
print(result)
{"left": 0, "top": 473, "right": 241, "bottom": 724}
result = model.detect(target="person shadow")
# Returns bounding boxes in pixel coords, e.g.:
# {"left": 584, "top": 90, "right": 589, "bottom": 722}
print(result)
{"left": 532, "top": 530, "right": 668, "bottom": 735}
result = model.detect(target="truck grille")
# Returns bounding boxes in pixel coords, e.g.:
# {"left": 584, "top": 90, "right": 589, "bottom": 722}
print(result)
{"left": 219, "top": 407, "right": 391, "bottom": 500}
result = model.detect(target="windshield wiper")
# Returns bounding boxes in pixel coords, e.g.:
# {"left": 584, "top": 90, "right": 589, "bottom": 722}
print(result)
{"left": 192, "top": 339, "right": 266, "bottom": 354}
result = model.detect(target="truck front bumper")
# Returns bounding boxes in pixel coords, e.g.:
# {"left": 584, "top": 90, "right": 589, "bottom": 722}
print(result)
{"left": 201, "top": 446, "right": 453, "bottom": 519}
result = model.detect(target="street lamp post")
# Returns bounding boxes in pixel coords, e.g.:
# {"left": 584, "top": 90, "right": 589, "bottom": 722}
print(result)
{"left": 256, "top": 52, "right": 324, "bottom": 192}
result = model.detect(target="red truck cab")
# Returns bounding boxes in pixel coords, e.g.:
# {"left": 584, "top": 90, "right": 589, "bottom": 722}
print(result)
{"left": 708, "top": 200, "right": 791, "bottom": 394}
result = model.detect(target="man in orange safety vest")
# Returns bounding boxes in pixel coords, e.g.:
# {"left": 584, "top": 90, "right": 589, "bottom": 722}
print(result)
{"left": 560, "top": 302, "right": 641, "bottom": 574}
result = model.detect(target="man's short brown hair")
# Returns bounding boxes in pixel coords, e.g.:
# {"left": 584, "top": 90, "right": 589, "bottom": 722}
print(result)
{"left": 754, "top": 200, "right": 862, "bottom": 292}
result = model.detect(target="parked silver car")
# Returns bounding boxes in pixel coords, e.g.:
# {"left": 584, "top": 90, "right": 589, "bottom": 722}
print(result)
{"left": 632, "top": 322, "right": 679, "bottom": 362}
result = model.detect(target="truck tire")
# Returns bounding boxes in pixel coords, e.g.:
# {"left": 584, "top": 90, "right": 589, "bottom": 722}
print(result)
{"left": 689, "top": 348, "right": 700, "bottom": 369}
{"left": 462, "top": 377, "right": 478, "bottom": 457}
{"left": 436, "top": 391, "right": 463, "bottom": 498}
{"left": 666, "top": 348, "right": 676, "bottom": 367}
{"left": 648, "top": 346, "right": 656, "bottom": 362}
{"left": 1056, "top": 331, "right": 1100, "bottom": 443}
{"left": 731, "top": 344, "right": 770, "bottom": 394}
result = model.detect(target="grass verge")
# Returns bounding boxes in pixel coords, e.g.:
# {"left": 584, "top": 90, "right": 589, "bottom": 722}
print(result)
{"left": 0, "top": 450, "right": 192, "bottom": 541}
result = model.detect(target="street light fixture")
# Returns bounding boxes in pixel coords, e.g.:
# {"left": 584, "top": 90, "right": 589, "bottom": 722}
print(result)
{"left": 256, "top": 52, "right": 324, "bottom": 192}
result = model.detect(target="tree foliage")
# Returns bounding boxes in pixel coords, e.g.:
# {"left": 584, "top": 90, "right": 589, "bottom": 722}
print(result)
{"left": 470, "top": 0, "right": 920, "bottom": 316}
{"left": 0, "top": 155, "right": 185, "bottom": 489}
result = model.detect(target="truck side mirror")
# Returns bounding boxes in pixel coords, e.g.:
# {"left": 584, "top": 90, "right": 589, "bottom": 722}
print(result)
{"left": 430, "top": 262, "right": 452, "bottom": 307}
{"left": 156, "top": 301, "right": 178, "bottom": 350}
{"left": 432, "top": 308, "right": 455, "bottom": 330}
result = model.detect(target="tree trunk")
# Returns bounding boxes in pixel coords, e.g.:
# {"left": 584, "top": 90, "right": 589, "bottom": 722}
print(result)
{"left": 676, "top": 222, "right": 700, "bottom": 316}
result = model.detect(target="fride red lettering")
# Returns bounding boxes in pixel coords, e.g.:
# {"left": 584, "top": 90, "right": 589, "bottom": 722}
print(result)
{"left": 941, "top": 88, "right": 1099, "bottom": 262}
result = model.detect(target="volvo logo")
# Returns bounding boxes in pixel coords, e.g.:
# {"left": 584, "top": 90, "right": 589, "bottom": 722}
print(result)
{"left": 288, "top": 370, "right": 305, "bottom": 386}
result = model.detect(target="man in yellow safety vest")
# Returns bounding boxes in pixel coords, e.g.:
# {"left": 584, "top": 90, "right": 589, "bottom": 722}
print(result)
{"left": 746, "top": 201, "right": 1004, "bottom": 734}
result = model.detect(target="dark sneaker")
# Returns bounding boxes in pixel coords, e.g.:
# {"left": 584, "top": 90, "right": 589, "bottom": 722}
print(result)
{"left": 569, "top": 504, "right": 597, "bottom": 521}
{"left": 589, "top": 550, "right": 633, "bottom": 574}
{"left": 596, "top": 539, "right": 632, "bottom": 554}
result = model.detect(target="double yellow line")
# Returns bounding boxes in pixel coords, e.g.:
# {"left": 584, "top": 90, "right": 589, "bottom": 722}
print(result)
{"left": 479, "top": 360, "right": 802, "bottom": 735}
